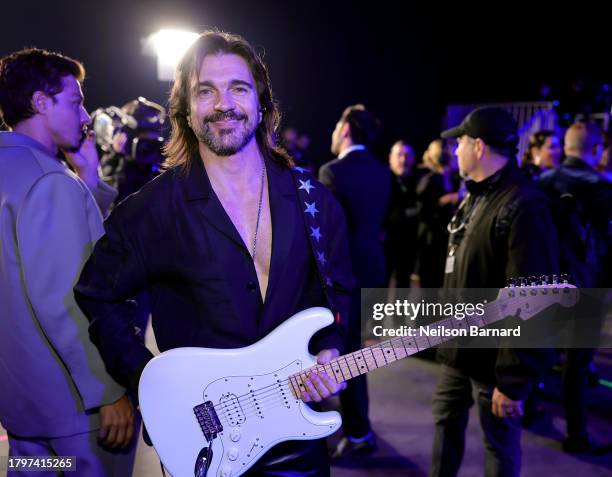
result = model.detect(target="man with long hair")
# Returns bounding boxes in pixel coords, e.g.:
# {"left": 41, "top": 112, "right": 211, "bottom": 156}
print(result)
{"left": 75, "top": 31, "right": 354, "bottom": 475}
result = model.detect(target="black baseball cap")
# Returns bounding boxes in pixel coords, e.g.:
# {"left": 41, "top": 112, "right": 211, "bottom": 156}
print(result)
{"left": 441, "top": 106, "right": 518, "bottom": 149}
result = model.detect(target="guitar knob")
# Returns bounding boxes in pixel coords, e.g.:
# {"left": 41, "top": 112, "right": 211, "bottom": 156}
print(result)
{"left": 230, "top": 428, "right": 241, "bottom": 442}
{"left": 220, "top": 466, "right": 233, "bottom": 477}
{"left": 227, "top": 447, "right": 239, "bottom": 462}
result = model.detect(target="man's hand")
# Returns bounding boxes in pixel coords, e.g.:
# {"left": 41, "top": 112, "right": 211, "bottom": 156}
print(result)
{"left": 300, "top": 348, "right": 347, "bottom": 402}
{"left": 112, "top": 131, "right": 128, "bottom": 154}
{"left": 98, "top": 395, "right": 135, "bottom": 448}
{"left": 492, "top": 387, "right": 523, "bottom": 418}
{"left": 63, "top": 131, "right": 101, "bottom": 190}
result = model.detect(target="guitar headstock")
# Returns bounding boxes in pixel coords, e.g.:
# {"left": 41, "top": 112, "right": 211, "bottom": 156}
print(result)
{"left": 496, "top": 275, "right": 579, "bottom": 321}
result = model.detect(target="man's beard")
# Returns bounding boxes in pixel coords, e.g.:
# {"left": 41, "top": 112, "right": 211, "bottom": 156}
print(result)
{"left": 193, "top": 110, "right": 258, "bottom": 156}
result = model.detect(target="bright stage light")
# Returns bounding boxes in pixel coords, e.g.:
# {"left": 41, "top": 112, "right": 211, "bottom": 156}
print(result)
{"left": 146, "top": 29, "right": 199, "bottom": 81}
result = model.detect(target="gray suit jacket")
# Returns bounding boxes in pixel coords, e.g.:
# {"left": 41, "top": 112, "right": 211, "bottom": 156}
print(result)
{"left": 0, "top": 131, "right": 124, "bottom": 438}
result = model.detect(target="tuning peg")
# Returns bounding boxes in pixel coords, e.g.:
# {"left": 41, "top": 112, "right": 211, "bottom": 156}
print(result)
{"left": 551, "top": 274, "right": 558, "bottom": 285}
{"left": 561, "top": 273, "right": 569, "bottom": 284}
{"left": 506, "top": 277, "right": 517, "bottom": 288}
{"left": 540, "top": 275, "right": 549, "bottom": 285}
{"left": 519, "top": 277, "right": 526, "bottom": 287}
{"left": 528, "top": 276, "right": 538, "bottom": 286}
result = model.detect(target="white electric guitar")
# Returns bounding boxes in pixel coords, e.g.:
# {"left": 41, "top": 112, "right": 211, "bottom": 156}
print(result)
{"left": 139, "top": 281, "right": 578, "bottom": 477}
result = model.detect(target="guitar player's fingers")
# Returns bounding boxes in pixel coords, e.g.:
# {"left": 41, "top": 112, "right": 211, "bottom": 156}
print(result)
{"left": 319, "top": 371, "right": 344, "bottom": 395}
{"left": 316, "top": 348, "right": 339, "bottom": 365}
{"left": 303, "top": 375, "right": 322, "bottom": 402}
{"left": 309, "top": 372, "right": 331, "bottom": 399}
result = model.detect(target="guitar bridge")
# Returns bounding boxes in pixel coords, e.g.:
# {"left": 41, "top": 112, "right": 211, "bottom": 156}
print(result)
{"left": 193, "top": 401, "right": 223, "bottom": 441}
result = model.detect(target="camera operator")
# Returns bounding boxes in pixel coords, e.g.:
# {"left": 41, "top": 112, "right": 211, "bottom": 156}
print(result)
{"left": 99, "top": 96, "right": 166, "bottom": 204}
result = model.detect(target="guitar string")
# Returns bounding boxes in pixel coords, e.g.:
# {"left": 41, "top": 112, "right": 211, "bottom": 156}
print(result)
{"left": 211, "top": 324, "right": 469, "bottom": 413}
{"left": 211, "top": 341, "right": 418, "bottom": 417}
{"left": 201, "top": 291, "right": 566, "bottom": 430}
{"left": 216, "top": 393, "right": 289, "bottom": 425}
{"left": 212, "top": 329, "right": 472, "bottom": 419}
{"left": 213, "top": 293, "right": 567, "bottom": 427}
{"left": 228, "top": 355, "right": 401, "bottom": 419}
{"left": 210, "top": 329, "right": 469, "bottom": 418}
{"left": 213, "top": 370, "right": 347, "bottom": 420}
{"left": 211, "top": 350, "right": 406, "bottom": 428}
{"left": 214, "top": 347, "right": 392, "bottom": 408}
{"left": 212, "top": 332, "right": 428, "bottom": 409}
{"left": 209, "top": 291, "right": 558, "bottom": 416}
{"left": 214, "top": 377, "right": 355, "bottom": 425}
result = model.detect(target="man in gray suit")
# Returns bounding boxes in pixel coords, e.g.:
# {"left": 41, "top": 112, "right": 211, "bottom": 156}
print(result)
{"left": 0, "top": 48, "right": 136, "bottom": 476}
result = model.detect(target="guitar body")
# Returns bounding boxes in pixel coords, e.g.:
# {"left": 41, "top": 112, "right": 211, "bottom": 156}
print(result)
{"left": 139, "top": 307, "right": 342, "bottom": 477}
{"left": 139, "top": 283, "right": 578, "bottom": 476}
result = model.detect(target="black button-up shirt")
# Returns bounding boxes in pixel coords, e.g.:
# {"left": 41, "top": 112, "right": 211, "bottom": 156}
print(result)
{"left": 75, "top": 156, "right": 353, "bottom": 394}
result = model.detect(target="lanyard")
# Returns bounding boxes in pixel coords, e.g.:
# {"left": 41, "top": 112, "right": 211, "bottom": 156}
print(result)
{"left": 447, "top": 193, "right": 485, "bottom": 254}
{"left": 448, "top": 193, "right": 483, "bottom": 234}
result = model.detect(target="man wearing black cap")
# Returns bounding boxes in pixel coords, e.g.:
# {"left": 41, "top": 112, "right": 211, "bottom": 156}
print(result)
{"left": 430, "top": 107, "right": 560, "bottom": 477}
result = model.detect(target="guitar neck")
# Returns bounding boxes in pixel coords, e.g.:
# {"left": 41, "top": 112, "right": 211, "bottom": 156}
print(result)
{"left": 288, "top": 301, "right": 505, "bottom": 395}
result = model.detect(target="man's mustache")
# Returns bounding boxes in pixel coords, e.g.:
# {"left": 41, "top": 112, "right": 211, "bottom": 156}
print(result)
{"left": 203, "top": 111, "right": 247, "bottom": 123}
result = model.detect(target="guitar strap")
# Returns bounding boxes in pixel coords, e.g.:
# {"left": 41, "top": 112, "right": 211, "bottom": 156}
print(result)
{"left": 289, "top": 166, "right": 342, "bottom": 323}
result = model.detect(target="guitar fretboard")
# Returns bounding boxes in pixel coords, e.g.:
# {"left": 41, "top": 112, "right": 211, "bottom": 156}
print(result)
{"left": 288, "top": 300, "right": 504, "bottom": 397}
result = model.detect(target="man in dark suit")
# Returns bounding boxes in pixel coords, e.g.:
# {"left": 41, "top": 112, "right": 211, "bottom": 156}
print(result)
{"left": 75, "top": 31, "right": 354, "bottom": 476}
{"left": 0, "top": 48, "right": 136, "bottom": 476}
{"left": 319, "top": 104, "right": 391, "bottom": 458}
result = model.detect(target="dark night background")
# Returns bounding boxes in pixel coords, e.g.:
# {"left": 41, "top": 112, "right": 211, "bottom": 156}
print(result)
{"left": 2, "top": 1, "right": 610, "bottom": 163}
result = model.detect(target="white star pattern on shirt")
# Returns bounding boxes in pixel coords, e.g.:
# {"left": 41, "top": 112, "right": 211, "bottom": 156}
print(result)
{"left": 316, "top": 251, "right": 327, "bottom": 265}
{"left": 293, "top": 166, "right": 306, "bottom": 173}
{"left": 304, "top": 201, "right": 319, "bottom": 218}
{"left": 298, "top": 179, "right": 314, "bottom": 194}
{"left": 310, "top": 226, "right": 322, "bottom": 242}
{"left": 324, "top": 276, "right": 333, "bottom": 286}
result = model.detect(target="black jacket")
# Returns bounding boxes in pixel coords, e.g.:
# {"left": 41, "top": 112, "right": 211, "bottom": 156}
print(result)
{"left": 538, "top": 156, "right": 612, "bottom": 287}
{"left": 75, "top": 156, "right": 354, "bottom": 395}
{"left": 415, "top": 170, "right": 453, "bottom": 287}
{"left": 319, "top": 148, "right": 392, "bottom": 287}
{"left": 438, "top": 160, "right": 560, "bottom": 400}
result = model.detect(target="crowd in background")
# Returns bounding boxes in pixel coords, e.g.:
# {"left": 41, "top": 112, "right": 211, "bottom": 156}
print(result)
{"left": 1, "top": 40, "right": 611, "bottom": 477}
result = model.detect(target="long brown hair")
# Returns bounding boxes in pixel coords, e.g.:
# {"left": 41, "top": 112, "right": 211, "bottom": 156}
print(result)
{"left": 163, "top": 31, "right": 292, "bottom": 171}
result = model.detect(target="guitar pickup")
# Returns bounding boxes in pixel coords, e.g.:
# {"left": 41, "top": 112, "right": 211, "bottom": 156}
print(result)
{"left": 193, "top": 401, "right": 223, "bottom": 441}
{"left": 220, "top": 393, "right": 246, "bottom": 426}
